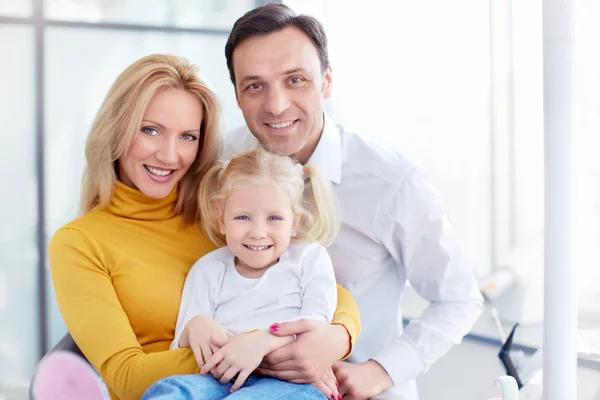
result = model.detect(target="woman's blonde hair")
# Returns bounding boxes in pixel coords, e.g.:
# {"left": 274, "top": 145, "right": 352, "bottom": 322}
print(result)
{"left": 199, "top": 147, "right": 340, "bottom": 248}
{"left": 81, "top": 54, "right": 222, "bottom": 225}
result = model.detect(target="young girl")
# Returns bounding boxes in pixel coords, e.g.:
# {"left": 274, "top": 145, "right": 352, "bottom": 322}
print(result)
{"left": 142, "top": 148, "right": 341, "bottom": 400}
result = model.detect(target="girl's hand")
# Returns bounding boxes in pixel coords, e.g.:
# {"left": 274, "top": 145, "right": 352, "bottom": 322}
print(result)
{"left": 201, "top": 332, "right": 270, "bottom": 392}
{"left": 180, "top": 315, "right": 233, "bottom": 368}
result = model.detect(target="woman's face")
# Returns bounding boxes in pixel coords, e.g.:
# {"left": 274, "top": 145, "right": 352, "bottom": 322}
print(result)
{"left": 119, "top": 88, "right": 203, "bottom": 199}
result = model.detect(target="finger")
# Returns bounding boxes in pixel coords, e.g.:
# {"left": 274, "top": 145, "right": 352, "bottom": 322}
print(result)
{"left": 262, "top": 345, "right": 296, "bottom": 365}
{"left": 213, "top": 357, "right": 231, "bottom": 380}
{"left": 231, "top": 369, "right": 251, "bottom": 392}
{"left": 319, "top": 372, "right": 338, "bottom": 398}
{"left": 199, "top": 343, "right": 213, "bottom": 367}
{"left": 255, "top": 368, "right": 303, "bottom": 381}
{"left": 312, "top": 378, "right": 334, "bottom": 399}
{"left": 201, "top": 351, "right": 224, "bottom": 375}
{"left": 337, "top": 378, "right": 350, "bottom": 397}
{"left": 209, "top": 342, "right": 221, "bottom": 354}
{"left": 190, "top": 344, "right": 205, "bottom": 368}
{"left": 287, "top": 378, "right": 310, "bottom": 384}
{"left": 219, "top": 366, "right": 238, "bottom": 385}
{"left": 269, "top": 319, "right": 317, "bottom": 337}
{"left": 258, "top": 359, "right": 297, "bottom": 371}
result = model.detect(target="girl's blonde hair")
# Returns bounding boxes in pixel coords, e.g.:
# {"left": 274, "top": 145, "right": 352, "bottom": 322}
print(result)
{"left": 81, "top": 54, "right": 222, "bottom": 225}
{"left": 199, "top": 147, "right": 340, "bottom": 248}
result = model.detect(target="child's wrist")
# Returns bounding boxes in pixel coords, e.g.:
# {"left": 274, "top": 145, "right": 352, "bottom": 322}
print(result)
{"left": 179, "top": 327, "right": 190, "bottom": 348}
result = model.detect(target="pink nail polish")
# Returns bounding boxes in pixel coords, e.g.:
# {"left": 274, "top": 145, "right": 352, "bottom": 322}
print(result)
{"left": 270, "top": 323, "right": 280, "bottom": 332}
{"left": 338, "top": 394, "right": 342, "bottom": 400}
{"left": 330, "top": 395, "right": 336, "bottom": 399}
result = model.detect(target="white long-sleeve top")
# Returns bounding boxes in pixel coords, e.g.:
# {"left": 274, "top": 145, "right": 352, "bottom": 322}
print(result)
{"left": 171, "top": 242, "right": 337, "bottom": 350}
{"left": 223, "top": 113, "right": 484, "bottom": 399}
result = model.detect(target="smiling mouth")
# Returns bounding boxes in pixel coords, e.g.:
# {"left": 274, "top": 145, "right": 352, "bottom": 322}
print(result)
{"left": 243, "top": 244, "right": 273, "bottom": 251}
{"left": 264, "top": 120, "right": 298, "bottom": 129}
{"left": 144, "top": 165, "right": 175, "bottom": 177}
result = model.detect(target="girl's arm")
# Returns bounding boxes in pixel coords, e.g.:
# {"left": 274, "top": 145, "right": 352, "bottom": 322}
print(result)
{"left": 49, "top": 228, "right": 200, "bottom": 400}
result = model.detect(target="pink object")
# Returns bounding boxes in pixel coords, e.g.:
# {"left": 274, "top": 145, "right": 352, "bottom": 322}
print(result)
{"left": 31, "top": 351, "right": 107, "bottom": 400}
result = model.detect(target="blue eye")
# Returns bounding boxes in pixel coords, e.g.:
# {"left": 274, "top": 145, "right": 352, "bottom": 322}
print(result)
{"left": 267, "top": 216, "right": 282, "bottom": 221}
{"left": 181, "top": 133, "right": 197, "bottom": 141}
{"left": 235, "top": 216, "right": 249, "bottom": 221}
{"left": 248, "top": 83, "right": 262, "bottom": 90}
{"left": 141, "top": 127, "right": 159, "bottom": 135}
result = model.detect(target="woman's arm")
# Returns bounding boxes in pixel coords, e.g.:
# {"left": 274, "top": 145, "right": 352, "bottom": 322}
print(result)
{"left": 49, "top": 228, "right": 199, "bottom": 400}
{"left": 332, "top": 283, "right": 361, "bottom": 359}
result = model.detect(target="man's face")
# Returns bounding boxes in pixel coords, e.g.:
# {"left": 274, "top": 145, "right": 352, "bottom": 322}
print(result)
{"left": 232, "top": 26, "right": 332, "bottom": 164}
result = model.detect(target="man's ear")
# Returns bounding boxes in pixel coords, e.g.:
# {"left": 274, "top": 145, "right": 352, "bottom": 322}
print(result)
{"left": 322, "top": 66, "right": 333, "bottom": 99}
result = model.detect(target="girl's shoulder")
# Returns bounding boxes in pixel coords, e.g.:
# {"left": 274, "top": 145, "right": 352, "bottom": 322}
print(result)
{"left": 284, "top": 242, "right": 330, "bottom": 263}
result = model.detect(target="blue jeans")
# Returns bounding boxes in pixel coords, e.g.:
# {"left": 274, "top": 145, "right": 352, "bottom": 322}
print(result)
{"left": 142, "top": 374, "right": 327, "bottom": 400}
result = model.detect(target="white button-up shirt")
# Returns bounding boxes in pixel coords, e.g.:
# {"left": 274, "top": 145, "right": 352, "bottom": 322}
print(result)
{"left": 223, "top": 114, "right": 483, "bottom": 400}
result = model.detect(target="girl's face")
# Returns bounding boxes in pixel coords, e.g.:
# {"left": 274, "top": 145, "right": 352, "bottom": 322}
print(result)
{"left": 219, "top": 183, "right": 297, "bottom": 278}
{"left": 118, "top": 88, "right": 203, "bottom": 199}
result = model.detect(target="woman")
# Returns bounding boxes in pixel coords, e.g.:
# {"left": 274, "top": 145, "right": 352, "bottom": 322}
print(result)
{"left": 45, "top": 54, "right": 360, "bottom": 400}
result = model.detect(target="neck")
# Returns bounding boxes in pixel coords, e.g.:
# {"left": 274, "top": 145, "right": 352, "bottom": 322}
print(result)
{"left": 234, "top": 257, "right": 278, "bottom": 279}
{"left": 292, "top": 113, "right": 325, "bottom": 165}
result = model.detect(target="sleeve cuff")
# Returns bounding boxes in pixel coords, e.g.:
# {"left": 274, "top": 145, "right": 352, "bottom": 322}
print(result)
{"left": 372, "top": 338, "right": 426, "bottom": 387}
{"left": 331, "top": 313, "right": 361, "bottom": 360}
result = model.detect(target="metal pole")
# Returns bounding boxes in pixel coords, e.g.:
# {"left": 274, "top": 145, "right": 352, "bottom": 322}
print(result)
{"left": 542, "top": 0, "right": 577, "bottom": 398}
{"left": 33, "top": 0, "right": 48, "bottom": 359}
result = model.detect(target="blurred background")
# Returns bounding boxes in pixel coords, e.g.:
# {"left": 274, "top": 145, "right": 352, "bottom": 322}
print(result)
{"left": 1, "top": 0, "right": 599, "bottom": 398}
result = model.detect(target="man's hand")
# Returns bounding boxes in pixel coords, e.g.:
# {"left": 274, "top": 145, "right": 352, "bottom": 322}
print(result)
{"left": 256, "top": 319, "right": 350, "bottom": 382}
{"left": 332, "top": 360, "right": 394, "bottom": 400}
{"left": 181, "top": 315, "right": 233, "bottom": 368}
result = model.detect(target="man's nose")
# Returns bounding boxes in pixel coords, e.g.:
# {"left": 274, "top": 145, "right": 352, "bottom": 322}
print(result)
{"left": 264, "top": 86, "right": 290, "bottom": 116}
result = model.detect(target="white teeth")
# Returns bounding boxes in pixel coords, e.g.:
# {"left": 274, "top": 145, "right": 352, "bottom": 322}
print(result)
{"left": 246, "top": 245, "right": 271, "bottom": 251}
{"left": 268, "top": 120, "right": 295, "bottom": 129}
{"left": 145, "top": 166, "right": 172, "bottom": 176}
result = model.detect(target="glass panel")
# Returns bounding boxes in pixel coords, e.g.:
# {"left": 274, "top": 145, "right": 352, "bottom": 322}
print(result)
{"left": 44, "top": 0, "right": 254, "bottom": 29}
{"left": 0, "top": 25, "right": 37, "bottom": 398}
{"left": 574, "top": 0, "right": 600, "bottom": 317}
{"left": 297, "top": 0, "right": 493, "bottom": 276}
{"left": 44, "top": 27, "right": 243, "bottom": 345}
{"left": 0, "top": 0, "right": 32, "bottom": 17}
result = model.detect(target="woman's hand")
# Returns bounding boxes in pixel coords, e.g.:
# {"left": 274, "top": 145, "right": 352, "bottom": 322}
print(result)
{"left": 201, "top": 332, "right": 268, "bottom": 392}
{"left": 312, "top": 368, "right": 342, "bottom": 400}
{"left": 180, "top": 315, "right": 233, "bottom": 368}
{"left": 256, "top": 319, "right": 349, "bottom": 382}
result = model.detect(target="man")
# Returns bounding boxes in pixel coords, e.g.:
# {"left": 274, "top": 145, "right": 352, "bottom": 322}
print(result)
{"left": 222, "top": 4, "right": 483, "bottom": 400}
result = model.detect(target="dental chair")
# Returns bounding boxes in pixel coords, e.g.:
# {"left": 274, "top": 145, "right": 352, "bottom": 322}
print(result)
{"left": 29, "top": 333, "right": 106, "bottom": 400}
{"left": 30, "top": 333, "right": 518, "bottom": 400}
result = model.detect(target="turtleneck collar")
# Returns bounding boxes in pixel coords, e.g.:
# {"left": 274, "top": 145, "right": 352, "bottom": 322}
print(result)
{"left": 106, "top": 180, "right": 180, "bottom": 221}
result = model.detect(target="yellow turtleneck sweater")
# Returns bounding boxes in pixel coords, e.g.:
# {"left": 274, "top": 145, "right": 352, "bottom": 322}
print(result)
{"left": 48, "top": 181, "right": 361, "bottom": 400}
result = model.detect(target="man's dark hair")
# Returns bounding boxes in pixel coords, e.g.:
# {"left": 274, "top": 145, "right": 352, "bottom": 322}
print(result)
{"left": 225, "top": 3, "right": 329, "bottom": 88}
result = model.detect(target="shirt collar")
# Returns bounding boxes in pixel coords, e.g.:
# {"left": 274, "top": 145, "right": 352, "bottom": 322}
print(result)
{"left": 306, "top": 112, "right": 342, "bottom": 184}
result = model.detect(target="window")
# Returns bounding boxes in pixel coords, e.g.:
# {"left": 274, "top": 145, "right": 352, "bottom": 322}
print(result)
{"left": 286, "top": 0, "right": 600, "bottom": 322}
{"left": 0, "top": 2, "right": 259, "bottom": 395}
